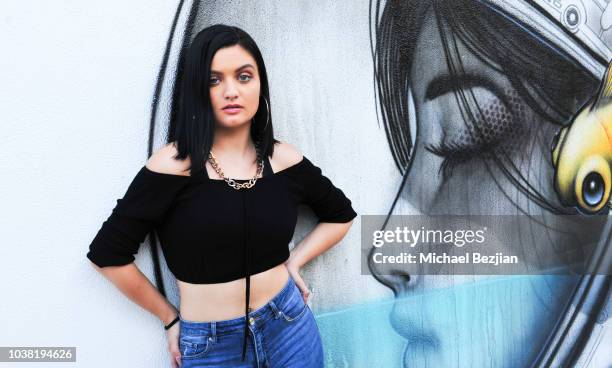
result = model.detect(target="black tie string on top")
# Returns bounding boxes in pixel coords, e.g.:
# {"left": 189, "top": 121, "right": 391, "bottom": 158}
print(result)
{"left": 239, "top": 156, "right": 273, "bottom": 361}
{"left": 203, "top": 156, "right": 274, "bottom": 362}
{"left": 241, "top": 186, "right": 250, "bottom": 361}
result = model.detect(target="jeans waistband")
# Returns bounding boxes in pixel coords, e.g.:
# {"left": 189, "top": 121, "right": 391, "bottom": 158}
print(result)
{"left": 178, "top": 273, "right": 296, "bottom": 336}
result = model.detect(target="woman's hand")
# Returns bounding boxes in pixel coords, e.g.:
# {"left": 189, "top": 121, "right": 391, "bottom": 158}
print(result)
{"left": 166, "top": 315, "right": 182, "bottom": 367}
{"left": 284, "top": 259, "right": 311, "bottom": 304}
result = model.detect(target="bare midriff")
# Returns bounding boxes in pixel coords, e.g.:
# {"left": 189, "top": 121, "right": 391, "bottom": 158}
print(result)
{"left": 177, "top": 263, "right": 290, "bottom": 321}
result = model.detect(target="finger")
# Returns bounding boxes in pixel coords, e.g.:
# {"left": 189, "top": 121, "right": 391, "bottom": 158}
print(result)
{"left": 169, "top": 353, "right": 175, "bottom": 368}
{"left": 294, "top": 278, "right": 311, "bottom": 304}
{"left": 307, "top": 287, "right": 314, "bottom": 304}
{"left": 168, "top": 346, "right": 181, "bottom": 367}
{"left": 169, "top": 352, "right": 180, "bottom": 368}
{"left": 302, "top": 289, "right": 310, "bottom": 304}
{"left": 292, "top": 273, "right": 308, "bottom": 295}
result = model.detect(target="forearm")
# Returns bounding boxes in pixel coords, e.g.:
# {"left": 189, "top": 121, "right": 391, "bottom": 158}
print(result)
{"left": 288, "top": 219, "right": 354, "bottom": 268}
{"left": 91, "top": 261, "right": 178, "bottom": 325}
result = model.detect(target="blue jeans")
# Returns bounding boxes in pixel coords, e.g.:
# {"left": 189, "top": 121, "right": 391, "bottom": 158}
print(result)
{"left": 178, "top": 274, "right": 325, "bottom": 367}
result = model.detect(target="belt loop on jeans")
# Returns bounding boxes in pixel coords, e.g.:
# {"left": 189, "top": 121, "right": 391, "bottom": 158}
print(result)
{"left": 210, "top": 321, "right": 217, "bottom": 343}
{"left": 267, "top": 300, "right": 282, "bottom": 319}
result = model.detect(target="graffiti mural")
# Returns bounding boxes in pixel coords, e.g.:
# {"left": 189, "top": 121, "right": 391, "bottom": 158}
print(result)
{"left": 368, "top": 0, "right": 611, "bottom": 367}
{"left": 142, "top": 0, "right": 611, "bottom": 366}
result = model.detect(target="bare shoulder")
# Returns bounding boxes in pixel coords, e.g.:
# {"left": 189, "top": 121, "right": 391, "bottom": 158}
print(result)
{"left": 271, "top": 141, "right": 304, "bottom": 172}
{"left": 145, "top": 142, "right": 191, "bottom": 176}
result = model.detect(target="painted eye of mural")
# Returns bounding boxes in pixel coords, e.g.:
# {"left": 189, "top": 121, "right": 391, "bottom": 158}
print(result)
{"left": 582, "top": 172, "right": 605, "bottom": 207}
{"left": 425, "top": 140, "right": 485, "bottom": 179}
{"left": 424, "top": 86, "right": 528, "bottom": 180}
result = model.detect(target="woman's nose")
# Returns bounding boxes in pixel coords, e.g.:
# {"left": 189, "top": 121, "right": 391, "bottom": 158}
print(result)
{"left": 224, "top": 91, "right": 238, "bottom": 100}
{"left": 223, "top": 81, "right": 240, "bottom": 99}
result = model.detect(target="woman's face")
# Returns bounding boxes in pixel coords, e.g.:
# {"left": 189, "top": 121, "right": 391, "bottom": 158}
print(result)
{"left": 382, "top": 8, "right": 600, "bottom": 367}
{"left": 209, "top": 44, "right": 261, "bottom": 129}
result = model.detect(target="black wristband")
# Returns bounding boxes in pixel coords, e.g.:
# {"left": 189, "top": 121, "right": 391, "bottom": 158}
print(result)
{"left": 164, "top": 315, "right": 180, "bottom": 330}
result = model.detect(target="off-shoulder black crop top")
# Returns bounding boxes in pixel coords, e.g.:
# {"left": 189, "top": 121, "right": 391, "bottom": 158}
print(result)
{"left": 86, "top": 153, "right": 357, "bottom": 360}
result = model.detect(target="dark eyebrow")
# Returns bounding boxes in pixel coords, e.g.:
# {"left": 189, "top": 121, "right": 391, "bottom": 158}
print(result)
{"left": 210, "top": 64, "right": 255, "bottom": 74}
{"left": 425, "top": 72, "right": 510, "bottom": 108}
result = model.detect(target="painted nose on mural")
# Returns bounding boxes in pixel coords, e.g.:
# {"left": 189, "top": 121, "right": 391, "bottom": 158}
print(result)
{"left": 367, "top": 246, "right": 417, "bottom": 296}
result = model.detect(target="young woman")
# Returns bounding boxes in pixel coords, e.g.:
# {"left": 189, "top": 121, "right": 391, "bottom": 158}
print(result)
{"left": 86, "top": 24, "right": 356, "bottom": 367}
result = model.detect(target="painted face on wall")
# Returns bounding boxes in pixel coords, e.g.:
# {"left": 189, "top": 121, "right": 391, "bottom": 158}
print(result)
{"left": 209, "top": 44, "right": 261, "bottom": 130}
{"left": 370, "top": 2, "right": 608, "bottom": 366}
{"left": 407, "top": 21, "right": 558, "bottom": 216}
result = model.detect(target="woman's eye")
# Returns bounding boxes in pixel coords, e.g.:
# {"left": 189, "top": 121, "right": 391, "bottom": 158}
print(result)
{"left": 209, "top": 74, "right": 251, "bottom": 85}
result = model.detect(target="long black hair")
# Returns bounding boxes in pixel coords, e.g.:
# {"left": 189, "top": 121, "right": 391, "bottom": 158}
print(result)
{"left": 168, "top": 23, "right": 279, "bottom": 177}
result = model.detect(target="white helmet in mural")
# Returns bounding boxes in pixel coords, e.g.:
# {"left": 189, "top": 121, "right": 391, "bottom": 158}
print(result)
{"left": 484, "top": 1, "right": 611, "bottom": 366}
{"left": 486, "top": 0, "right": 611, "bottom": 77}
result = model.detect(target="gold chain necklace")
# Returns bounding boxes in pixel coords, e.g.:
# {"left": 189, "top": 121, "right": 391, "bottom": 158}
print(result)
{"left": 208, "top": 147, "right": 264, "bottom": 190}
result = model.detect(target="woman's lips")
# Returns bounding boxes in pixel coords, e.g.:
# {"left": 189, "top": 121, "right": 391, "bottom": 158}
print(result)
{"left": 223, "top": 107, "right": 242, "bottom": 114}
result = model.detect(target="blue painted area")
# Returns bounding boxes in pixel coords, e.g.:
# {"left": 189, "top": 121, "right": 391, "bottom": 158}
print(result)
{"left": 315, "top": 293, "right": 404, "bottom": 368}
{"left": 313, "top": 275, "right": 580, "bottom": 367}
